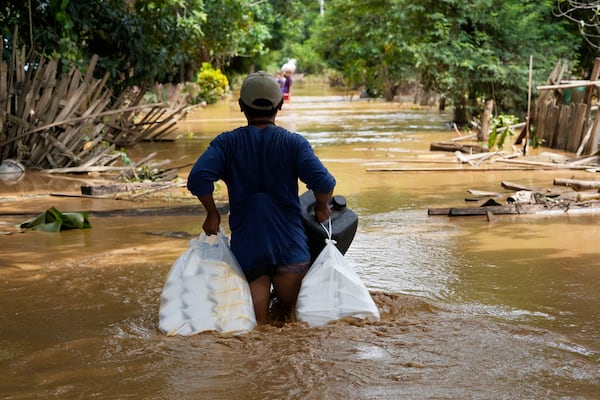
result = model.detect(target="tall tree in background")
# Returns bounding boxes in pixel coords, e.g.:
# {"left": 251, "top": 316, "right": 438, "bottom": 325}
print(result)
{"left": 200, "top": 0, "right": 271, "bottom": 71}
{"left": 1, "top": 0, "right": 206, "bottom": 90}
{"left": 316, "top": 0, "right": 583, "bottom": 122}
{"left": 314, "top": 0, "right": 413, "bottom": 100}
{"left": 265, "top": 0, "right": 320, "bottom": 72}
{"left": 405, "top": 0, "right": 580, "bottom": 123}
{"left": 0, "top": 0, "right": 592, "bottom": 121}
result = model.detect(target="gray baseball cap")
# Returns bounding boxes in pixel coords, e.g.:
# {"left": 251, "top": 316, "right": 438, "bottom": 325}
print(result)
{"left": 239, "top": 71, "right": 283, "bottom": 110}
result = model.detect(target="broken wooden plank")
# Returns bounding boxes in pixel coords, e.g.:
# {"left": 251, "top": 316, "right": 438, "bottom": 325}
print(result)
{"left": 367, "top": 166, "right": 539, "bottom": 172}
{"left": 471, "top": 152, "right": 501, "bottom": 166}
{"left": 485, "top": 210, "right": 498, "bottom": 222}
{"left": 449, "top": 133, "right": 477, "bottom": 142}
{"left": 50, "top": 192, "right": 128, "bottom": 200}
{"left": 430, "top": 142, "right": 487, "bottom": 154}
{"left": 572, "top": 151, "right": 600, "bottom": 166}
{"left": 428, "top": 200, "right": 600, "bottom": 217}
{"left": 579, "top": 110, "right": 600, "bottom": 155}
{"left": 553, "top": 178, "right": 600, "bottom": 191}
{"left": 567, "top": 103, "right": 588, "bottom": 153}
{"left": 0, "top": 204, "right": 228, "bottom": 218}
{"left": 80, "top": 182, "right": 174, "bottom": 196}
{"left": 537, "top": 81, "right": 600, "bottom": 90}
{"left": 576, "top": 192, "right": 600, "bottom": 201}
{"left": 427, "top": 207, "right": 451, "bottom": 216}
{"left": 428, "top": 205, "right": 517, "bottom": 216}
{"left": 467, "top": 189, "right": 504, "bottom": 197}
{"left": 454, "top": 151, "right": 470, "bottom": 163}
{"left": 455, "top": 151, "right": 501, "bottom": 166}
{"left": 89, "top": 204, "right": 228, "bottom": 217}
{"left": 501, "top": 181, "right": 540, "bottom": 192}
{"left": 495, "top": 158, "right": 593, "bottom": 170}
{"left": 556, "top": 105, "right": 573, "bottom": 151}
{"left": 43, "top": 165, "right": 132, "bottom": 174}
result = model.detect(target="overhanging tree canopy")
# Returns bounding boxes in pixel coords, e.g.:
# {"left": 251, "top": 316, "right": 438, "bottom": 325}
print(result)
{"left": 315, "top": 0, "right": 585, "bottom": 123}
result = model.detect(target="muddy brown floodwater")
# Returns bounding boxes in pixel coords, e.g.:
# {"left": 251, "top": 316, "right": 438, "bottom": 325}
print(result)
{"left": 1, "top": 82, "right": 600, "bottom": 399}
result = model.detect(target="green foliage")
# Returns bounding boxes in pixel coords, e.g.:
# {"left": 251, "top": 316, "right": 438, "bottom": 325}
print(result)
{"left": 267, "top": 0, "right": 321, "bottom": 72}
{"left": 119, "top": 148, "right": 134, "bottom": 166}
{"left": 200, "top": 0, "right": 275, "bottom": 70}
{"left": 191, "top": 63, "right": 229, "bottom": 105}
{"left": 528, "top": 126, "right": 543, "bottom": 149}
{"left": 314, "top": 0, "right": 584, "bottom": 118}
{"left": 288, "top": 42, "right": 325, "bottom": 74}
{"left": 20, "top": 207, "right": 91, "bottom": 232}
{"left": 132, "top": 165, "right": 160, "bottom": 182}
{"left": 1, "top": 0, "right": 592, "bottom": 127}
{"left": 529, "top": 126, "right": 546, "bottom": 149}
{"left": 314, "top": 0, "right": 414, "bottom": 99}
{"left": 402, "top": 0, "right": 581, "bottom": 121}
{"left": 2, "top": 0, "right": 206, "bottom": 91}
{"left": 488, "top": 114, "right": 519, "bottom": 150}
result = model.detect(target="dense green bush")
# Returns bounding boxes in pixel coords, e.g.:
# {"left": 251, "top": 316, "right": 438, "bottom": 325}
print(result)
{"left": 188, "top": 63, "right": 230, "bottom": 105}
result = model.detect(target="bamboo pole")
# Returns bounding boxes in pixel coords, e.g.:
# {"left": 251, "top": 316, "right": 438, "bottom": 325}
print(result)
{"left": 537, "top": 81, "right": 600, "bottom": 90}
{"left": 524, "top": 55, "right": 533, "bottom": 155}
{"left": 0, "top": 103, "right": 163, "bottom": 150}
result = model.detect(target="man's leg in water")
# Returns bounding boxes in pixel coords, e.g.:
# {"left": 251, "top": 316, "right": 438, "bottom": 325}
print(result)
{"left": 249, "top": 274, "right": 271, "bottom": 324}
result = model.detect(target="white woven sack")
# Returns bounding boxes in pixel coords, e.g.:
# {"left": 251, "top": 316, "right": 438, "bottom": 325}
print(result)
{"left": 296, "top": 236, "right": 380, "bottom": 327}
{"left": 159, "top": 232, "right": 256, "bottom": 336}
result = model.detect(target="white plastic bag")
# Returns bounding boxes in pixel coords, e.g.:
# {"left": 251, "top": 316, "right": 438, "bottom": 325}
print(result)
{"left": 296, "top": 221, "right": 380, "bottom": 327}
{"left": 159, "top": 232, "right": 256, "bottom": 336}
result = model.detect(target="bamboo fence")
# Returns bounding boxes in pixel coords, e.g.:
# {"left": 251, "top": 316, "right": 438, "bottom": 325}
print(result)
{"left": 533, "top": 58, "right": 600, "bottom": 156}
{"left": 0, "top": 36, "right": 189, "bottom": 171}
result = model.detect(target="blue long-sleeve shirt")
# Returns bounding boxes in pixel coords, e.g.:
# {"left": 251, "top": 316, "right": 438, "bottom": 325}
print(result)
{"left": 187, "top": 125, "right": 336, "bottom": 271}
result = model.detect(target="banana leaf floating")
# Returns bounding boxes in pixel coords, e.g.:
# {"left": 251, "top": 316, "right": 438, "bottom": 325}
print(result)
{"left": 20, "top": 207, "right": 91, "bottom": 232}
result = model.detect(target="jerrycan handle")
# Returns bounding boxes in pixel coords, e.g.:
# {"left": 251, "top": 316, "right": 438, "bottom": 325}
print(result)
{"left": 319, "top": 218, "right": 337, "bottom": 244}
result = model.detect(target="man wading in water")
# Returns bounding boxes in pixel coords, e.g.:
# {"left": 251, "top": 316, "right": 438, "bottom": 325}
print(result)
{"left": 187, "top": 71, "right": 336, "bottom": 324}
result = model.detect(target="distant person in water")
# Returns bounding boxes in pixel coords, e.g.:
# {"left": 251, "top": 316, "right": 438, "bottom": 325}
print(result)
{"left": 281, "top": 70, "right": 292, "bottom": 101}
{"left": 276, "top": 71, "right": 285, "bottom": 90}
{"left": 187, "top": 71, "right": 336, "bottom": 324}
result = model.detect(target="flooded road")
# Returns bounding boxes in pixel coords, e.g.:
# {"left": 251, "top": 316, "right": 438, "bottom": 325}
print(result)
{"left": 1, "top": 82, "right": 600, "bottom": 399}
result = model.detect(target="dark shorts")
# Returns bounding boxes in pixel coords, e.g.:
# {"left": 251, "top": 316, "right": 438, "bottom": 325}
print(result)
{"left": 244, "top": 261, "right": 310, "bottom": 283}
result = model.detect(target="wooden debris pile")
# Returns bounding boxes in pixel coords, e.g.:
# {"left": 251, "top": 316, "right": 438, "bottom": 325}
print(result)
{"left": 0, "top": 36, "right": 189, "bottom": 171}
{"left": 38, "top": 150, "right": 195, "bottom": 202}
{"left": 430, "top": 58, "right": 600, "bottom": 157}
{"left": 73, "top": 153, "right": 193, "bottom": 201}
{"left": 366, "top": 148, "right": 600, "bottom": 173}
{"left": 428, "top": 179, "right": 600, "bottom": 218}
{"left": 450, "top": 148, "right": 600, "bottom": 171}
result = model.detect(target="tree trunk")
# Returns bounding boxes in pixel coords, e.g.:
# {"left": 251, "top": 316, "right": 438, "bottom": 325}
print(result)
{"left": 452, "top": 92, "right": 470, "bottom": 126}
{"left": 478, "top": 99, "right": 495, "bottom": 141}
{"left": 439, "top": 96, "right": 446, "bottom": 111}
